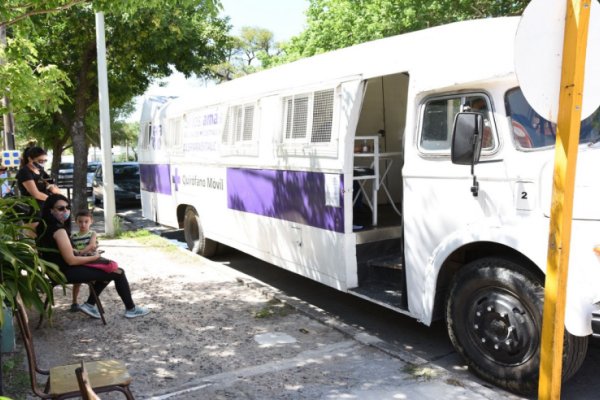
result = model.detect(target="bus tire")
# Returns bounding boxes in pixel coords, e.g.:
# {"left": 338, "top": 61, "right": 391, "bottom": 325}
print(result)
{"left": 183, "top": 207, "right": 217, "bottom": 257}
{"left": 446, "top": 257, "right": 588, "bottom": 394}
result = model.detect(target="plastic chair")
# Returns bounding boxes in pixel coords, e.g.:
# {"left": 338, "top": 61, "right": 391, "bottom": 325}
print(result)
{"left": 13, "top": 296, "right": 134, "bottom": 399}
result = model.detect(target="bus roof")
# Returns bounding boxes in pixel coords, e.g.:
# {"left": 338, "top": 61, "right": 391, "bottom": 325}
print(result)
{"left": 147, "top": 16, "right": 521, "bottom": 119}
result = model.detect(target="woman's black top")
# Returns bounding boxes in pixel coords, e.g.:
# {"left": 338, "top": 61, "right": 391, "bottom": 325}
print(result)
{"left": 36, "top": 219, "right": 70, "bottom": 270}
{"left": 16, "top": 166, "right": 51, "bottom": 208}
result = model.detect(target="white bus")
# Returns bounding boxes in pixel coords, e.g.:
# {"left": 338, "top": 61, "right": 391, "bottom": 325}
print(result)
{"left": 138, "top": 17, "right": 600, "bottom": 394}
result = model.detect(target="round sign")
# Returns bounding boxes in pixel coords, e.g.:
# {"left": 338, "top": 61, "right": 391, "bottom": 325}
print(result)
{"left": 515, "top": 0, "right": 600, "bottom": 122}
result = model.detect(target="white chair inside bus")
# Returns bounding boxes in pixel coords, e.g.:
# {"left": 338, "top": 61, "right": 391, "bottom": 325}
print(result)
{"left": 353, "top": 135, "right": 402, "bottom": 227}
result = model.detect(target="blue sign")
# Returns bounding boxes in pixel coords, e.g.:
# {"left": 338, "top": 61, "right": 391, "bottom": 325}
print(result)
{"left": 1, "top": 150, "right": 20, "bottom": 167}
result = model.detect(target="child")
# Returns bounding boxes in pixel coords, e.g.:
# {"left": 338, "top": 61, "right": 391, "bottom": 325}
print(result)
{"left": 70, "top": 210, "right": 98, "bottom": 312}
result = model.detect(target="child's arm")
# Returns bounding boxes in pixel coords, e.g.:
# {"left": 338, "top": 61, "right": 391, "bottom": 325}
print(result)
{"left": 80, "top": 232, "right": 98, "bottom": 254}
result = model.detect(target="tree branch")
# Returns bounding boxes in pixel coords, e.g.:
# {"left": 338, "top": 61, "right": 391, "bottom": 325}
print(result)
{"left": 3, "top": 0, "right": 89, "bottom": 27}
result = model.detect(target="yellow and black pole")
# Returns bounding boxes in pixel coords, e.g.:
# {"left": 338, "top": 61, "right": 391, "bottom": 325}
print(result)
{"left": 538, "top": 0, "right": 592, "bottom": 398}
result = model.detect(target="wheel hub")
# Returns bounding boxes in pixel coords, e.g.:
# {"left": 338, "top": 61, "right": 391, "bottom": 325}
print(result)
{"left": 470, "top": 291, "right": 538, "bottom": 365}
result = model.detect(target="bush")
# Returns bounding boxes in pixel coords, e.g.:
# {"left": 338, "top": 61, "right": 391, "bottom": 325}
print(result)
{"left": 0, "top": 178, "right": 65, "bottom": 325}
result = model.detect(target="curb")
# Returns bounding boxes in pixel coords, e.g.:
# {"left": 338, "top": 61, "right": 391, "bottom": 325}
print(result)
{"left": 234, "top": 276, "right": 507, "bottom": 400}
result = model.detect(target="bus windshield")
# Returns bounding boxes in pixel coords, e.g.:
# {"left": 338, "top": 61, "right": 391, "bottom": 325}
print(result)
{"left": 505, "top": 88, "right": 600, "bottom": 149}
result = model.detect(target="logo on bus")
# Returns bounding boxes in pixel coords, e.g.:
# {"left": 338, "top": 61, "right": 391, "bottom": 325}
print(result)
{"left": 172, "top": 168, "right": 223, "bottom": 191}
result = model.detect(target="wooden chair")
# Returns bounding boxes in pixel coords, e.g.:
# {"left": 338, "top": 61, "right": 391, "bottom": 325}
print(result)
{"left": 14, "top": 296, "right": 134, "bottom": 399}
{"left": 75, "top": 361, "right": 101, "bottom": 400}
{"left": 38, "top": 282, "right": 107, "bottom": 328}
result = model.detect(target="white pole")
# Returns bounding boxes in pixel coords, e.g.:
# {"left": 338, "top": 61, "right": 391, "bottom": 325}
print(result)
{"left": 95, "top": 12, "right": 116, "bottom": 236}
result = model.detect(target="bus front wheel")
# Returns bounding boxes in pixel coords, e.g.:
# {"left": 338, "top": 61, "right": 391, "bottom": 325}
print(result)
{"left": 446, "top": 257, "right": 588, "bottom": 394}
{"left": 183, "top": 207, "right": 217, "bottom": 257}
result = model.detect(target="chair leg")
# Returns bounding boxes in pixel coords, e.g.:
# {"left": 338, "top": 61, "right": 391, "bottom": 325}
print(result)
{"left": 122, "top": 386, "right": 135, "bottom": 400}
{"left": 37, "top": 286, "right": 55, "bottom": 329}
{"left": 95, "top": 385, "right": 135, "bottom": 399}
{"left": 87, "top": 283, "right": 107, "bottom": 325}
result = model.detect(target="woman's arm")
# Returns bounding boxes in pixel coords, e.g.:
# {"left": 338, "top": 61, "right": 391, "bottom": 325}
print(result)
{"left": 47, "top": 184, "right": 61, "bottom": 194}
{"left": 54, "top": 229, "right": 100, "bottom": 265}
{"left": 21, "top": 179, "right": 48, "bottom": 202}
{"left": 41, "top": 170, "right": 61, "bottom": 194}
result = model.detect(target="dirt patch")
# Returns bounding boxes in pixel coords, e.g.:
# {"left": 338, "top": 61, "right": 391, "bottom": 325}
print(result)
{"left": 14, "top": 237, "right": 347, "bottom": 399}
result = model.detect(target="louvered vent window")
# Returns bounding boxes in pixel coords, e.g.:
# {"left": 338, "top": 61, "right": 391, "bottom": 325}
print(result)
{"left": 222, "top": 103, "right": 255, "bottom": 144}
{"left": 243, "top": 105, "right": 254, "bottom": 141}
{"left": 311, "top": 89, "right": 334, "bottom": 143}
{"left": 283, "top": 94, "right": 309, "bottom": 139}
{"left": 283, "top": 89, "right": 334, "bottom": 143}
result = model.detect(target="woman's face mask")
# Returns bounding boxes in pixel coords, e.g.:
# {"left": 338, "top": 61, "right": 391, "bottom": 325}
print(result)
{"left": 32, "top": 157, "right": 47, "bottom": 170}
{"left": 52, "top": 205, "right": 71, "bottom": 223}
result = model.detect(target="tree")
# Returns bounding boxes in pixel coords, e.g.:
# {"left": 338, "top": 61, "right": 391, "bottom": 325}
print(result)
{"left": 16, "top": 2, "right": 230, "bottom": 212}
{"left": 282, "top": 0, "right": 528, "bottom": 60}
{"left": 0, "top": 34, "right": 70, "bottom": 117}
{"left": 1, "top": 0, "right": 221, "bottom": 27}
{"left": 1, "top": 1, "right": 97, "bottom": 144}
{"left": 238, "top": 27, "right": 281, "bottom": 68}
{"left": 212, "top": 26, "right": 282, "bottom": 82}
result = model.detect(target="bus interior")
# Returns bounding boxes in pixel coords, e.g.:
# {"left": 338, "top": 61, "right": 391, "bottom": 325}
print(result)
{"left": 350, "top": 72, "right": 409, "bottom": 311}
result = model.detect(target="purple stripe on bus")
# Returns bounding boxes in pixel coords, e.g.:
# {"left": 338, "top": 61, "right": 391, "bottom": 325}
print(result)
{"left": 227, "top": 168, "right": 344, "bottom": 233}
{"left": 139, "top": 163, "right": 172, "bottom": 195}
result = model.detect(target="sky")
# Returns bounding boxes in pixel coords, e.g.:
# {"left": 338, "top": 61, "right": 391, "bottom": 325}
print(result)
{"left": 220, "top": 0, "right": 308, "bottom": 43}
{"left": 127, "top": 0, "right": 308, "bottom": 121}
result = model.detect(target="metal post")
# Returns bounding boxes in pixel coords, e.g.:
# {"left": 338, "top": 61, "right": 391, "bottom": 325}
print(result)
{"left": 0, "top": 24, "right": 15, "bottom": 151}
{"left": 95, "top": 12, "right": 116, "bottom": 236}
{"left": 538, "top": 0, "right": 591, "bottom": 398}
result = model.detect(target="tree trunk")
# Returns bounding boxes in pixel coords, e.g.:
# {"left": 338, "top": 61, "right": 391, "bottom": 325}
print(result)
{"left": 50, "top": 140, "right": 63, "bottom": 182}
{"left": 71, "top": 118, "right": 89, "bottom": 213}
{"left": 70, "top": 42, "right": 96, "bottom": 212}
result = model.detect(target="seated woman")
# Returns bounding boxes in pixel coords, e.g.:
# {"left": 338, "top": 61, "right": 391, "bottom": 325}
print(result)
{"left": 36, "top": 194, "right": 149, "bottom": 319}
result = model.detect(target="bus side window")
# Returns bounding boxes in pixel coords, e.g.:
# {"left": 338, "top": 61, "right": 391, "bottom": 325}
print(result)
{"left": 465, "top": 96, "right": 495, "bottom": 150}
{"left": 420, "top": 94, "right": 495, "bottom": 152}
{"left": 420, "top": 98, "right": 460, "bottom": 151}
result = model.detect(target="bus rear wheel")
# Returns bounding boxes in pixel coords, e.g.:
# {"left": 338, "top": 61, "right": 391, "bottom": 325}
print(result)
{"left": 183, "top": 207, "right": 217, "bottom": 257}
{"left": 446, "top": 257, "right": 588, "bottom": 395}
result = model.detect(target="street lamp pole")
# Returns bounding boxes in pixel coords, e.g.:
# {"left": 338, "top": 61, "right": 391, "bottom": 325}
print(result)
{"left": 1, "top": 24, "right": 15, "bottom": 151}
{"left": 95, "top": 12, "right": 116, "bottom": 235}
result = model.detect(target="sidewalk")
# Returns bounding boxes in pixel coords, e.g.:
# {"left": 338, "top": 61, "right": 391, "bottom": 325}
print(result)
{"left": 22, "top": 209, "right": 525, "bottom": 399}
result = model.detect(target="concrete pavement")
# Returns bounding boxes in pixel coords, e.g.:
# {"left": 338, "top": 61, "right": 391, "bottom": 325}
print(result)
{"left": 53, "top": 206, "right": 525, "bottom": 399}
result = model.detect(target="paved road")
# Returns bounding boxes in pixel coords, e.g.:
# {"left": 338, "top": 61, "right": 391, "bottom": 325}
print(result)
{"left": 209, "top": 248, "right": 600, "bottom": 400}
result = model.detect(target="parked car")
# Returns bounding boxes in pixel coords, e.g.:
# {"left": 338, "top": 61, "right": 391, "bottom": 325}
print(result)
{"left": 58, "top": 161, "right": 99, "bottom": 197}
{"left": 57, "top": 162, "right": 74, "bottom": 188}
{"left": 86, "top": 162, "right": 100, "bottom": 196}
{"left": 92, "top": 162, "right": 141, "bottom": 207}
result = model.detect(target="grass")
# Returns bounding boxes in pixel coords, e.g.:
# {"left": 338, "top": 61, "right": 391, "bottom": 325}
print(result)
{"left": 114, "top": 229, "right": 153, "bottom": 239}
{"left": 2, "top": 348, "right": 30, "bottom": 399}
{"left": 103, "top": 229, "right": 184, "bottom": 255}
{"left": 254, "top": 299, "right": 294, "bottom": 319}
{"left": 402, "top": 364, "right": 439, "bottom": 381}
{"left": 100, "top": 228, "right": 152, "bottom": 240}
{"left": 131, "top": 233, "right": 182, "bottom": 253}
{"left": 113, "top": 215, "right": 124, "bottom": 237}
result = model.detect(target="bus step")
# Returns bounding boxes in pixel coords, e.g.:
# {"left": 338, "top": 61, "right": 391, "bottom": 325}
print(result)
{"left": 367, "top": 255, "right": 404, "bottom": 270}
{"left": 363, "top": 256, "right": 404, "bottom": 286}
{"left": 349, "top": 283, "right": 405, "bottom": 310}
